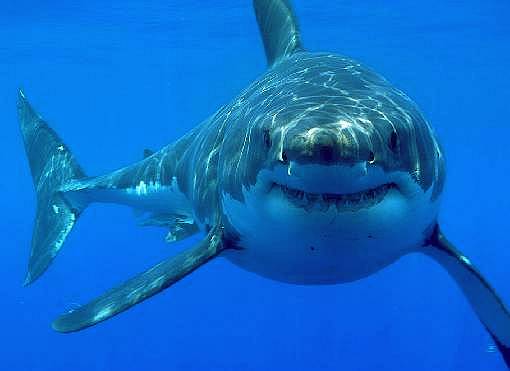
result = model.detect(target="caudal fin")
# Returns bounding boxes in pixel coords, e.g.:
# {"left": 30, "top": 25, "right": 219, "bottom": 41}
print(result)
{"left": 18, "top": 90, "right": 87, "bottom": 285}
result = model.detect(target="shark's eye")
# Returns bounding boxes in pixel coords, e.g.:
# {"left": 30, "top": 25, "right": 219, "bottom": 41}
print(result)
{"left": 263, "top": 129, "right": 272, "bottom": 148}
{"left": 368, "top": 151, "right": 375, "bottom": 164}
{"left": 281, "top": 151, "right": 289, "bottom": 163}
{"left": 389, "top": 131, "right": 399, "bottom": 152}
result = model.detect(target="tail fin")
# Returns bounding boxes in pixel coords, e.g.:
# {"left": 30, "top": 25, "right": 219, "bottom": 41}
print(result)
{"left": 18, "top": 90, "right": 87, "bottom": 285}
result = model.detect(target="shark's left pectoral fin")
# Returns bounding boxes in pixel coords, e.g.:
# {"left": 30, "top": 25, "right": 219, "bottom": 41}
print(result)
{"left": 52, "top": 226, "right": 225, "bottom": 333}
{"left": 423, "top": 225, "right": 510, "bottom": 367}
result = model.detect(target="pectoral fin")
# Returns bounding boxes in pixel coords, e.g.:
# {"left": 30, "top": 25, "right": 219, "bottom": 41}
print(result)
{"left": 424, "top": 225, "right": 510, "bottom": 368}
{"left": 52, "top": 226, "right": 224, "bottom": 333}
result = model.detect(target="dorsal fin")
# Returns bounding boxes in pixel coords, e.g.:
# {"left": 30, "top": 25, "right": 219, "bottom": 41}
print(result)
{"left": 253, "top": 0, "right": 303, "bottom": 67}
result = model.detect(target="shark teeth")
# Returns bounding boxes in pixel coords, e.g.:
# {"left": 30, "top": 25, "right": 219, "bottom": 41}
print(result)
{"left": 276, "top": 183, "right": 396, "bottom": 212}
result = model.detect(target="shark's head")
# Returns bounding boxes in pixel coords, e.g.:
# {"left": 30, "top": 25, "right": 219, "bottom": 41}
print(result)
{"left": 219, "top": 53, "right": 445, "bottom": 284}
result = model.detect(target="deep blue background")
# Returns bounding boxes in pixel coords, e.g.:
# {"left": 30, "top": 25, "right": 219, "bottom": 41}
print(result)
{"left": 1, "top": 1, "right": 509, "bottom": 370}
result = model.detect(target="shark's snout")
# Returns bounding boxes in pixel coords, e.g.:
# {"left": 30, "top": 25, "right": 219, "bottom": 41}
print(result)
{"left": 271, "top": 160, "right": 388, "bottom": 196}
{"left": 281, "top": 126, "right": 374, "bottom": 166}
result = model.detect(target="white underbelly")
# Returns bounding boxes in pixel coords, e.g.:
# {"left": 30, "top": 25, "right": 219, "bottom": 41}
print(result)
{"left": 222, "top": 187, "right": 439, "bottom": 284}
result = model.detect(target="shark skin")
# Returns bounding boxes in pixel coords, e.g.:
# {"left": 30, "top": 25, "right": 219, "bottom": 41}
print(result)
{"left": 18, "top": 0, "right": 510, "bottom": 367}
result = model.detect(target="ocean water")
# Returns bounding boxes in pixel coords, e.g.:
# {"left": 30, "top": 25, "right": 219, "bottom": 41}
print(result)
{"left": 1, "top": 1, "right": 510, "bottom": 370}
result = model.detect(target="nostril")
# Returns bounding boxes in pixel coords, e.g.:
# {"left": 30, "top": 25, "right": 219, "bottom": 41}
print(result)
{"left": 319, "top": 145, "right": 334, "bottom": 162}
{"left": 368, "top": 151, "right": 375, "bottom": 164}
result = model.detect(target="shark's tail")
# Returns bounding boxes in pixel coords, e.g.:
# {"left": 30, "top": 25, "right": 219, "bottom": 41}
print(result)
{"left": 18, "top": 90, "right": 88, "bottom": 285}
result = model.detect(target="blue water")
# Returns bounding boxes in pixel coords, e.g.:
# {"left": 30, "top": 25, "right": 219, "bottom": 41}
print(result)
{"left": 1, "top": 1, "right": 510, "bottom": 370}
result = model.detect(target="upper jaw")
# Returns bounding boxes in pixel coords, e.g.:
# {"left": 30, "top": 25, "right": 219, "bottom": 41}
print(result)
{"left": 253, "top": 162, "right": 403, "bottom": 212}
{"left": 271, "top": 180, "right": 398, "bottom": 212}
{"left": 264, "top": 161, "right": 392, "bottom": 195}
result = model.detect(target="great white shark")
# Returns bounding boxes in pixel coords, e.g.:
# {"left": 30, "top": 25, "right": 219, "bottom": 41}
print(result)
{"left": 19, "top": 0, "right": 510, "bottom": 367}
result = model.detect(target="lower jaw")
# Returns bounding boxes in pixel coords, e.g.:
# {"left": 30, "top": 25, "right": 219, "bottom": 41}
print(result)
{"left": 273, "top": 182, "right": 397, "bottom": 212}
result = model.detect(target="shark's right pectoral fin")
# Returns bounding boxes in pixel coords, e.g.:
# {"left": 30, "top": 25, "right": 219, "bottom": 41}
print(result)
{"left": 52, "top": 226, "right": 225, "bottom": 333}
{"left": 423, "top": 225, "right": 510, "bottom": 368}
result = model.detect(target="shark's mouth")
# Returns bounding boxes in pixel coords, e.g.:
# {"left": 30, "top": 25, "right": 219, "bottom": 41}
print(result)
{"left": 273, "top": 182, "right": 397, "bottom": 212}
